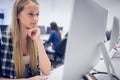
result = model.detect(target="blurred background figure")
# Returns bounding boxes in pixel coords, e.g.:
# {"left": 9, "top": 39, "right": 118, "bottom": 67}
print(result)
{"left": 44, "top": 22, "right": 61, "bottom": 50}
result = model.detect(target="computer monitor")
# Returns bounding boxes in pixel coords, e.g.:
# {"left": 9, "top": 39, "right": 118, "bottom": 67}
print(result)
{"left": 62, "top": 0, "right": 108, "bottom": 80}
{"left": 38, "top": 26, "right": 46, "bottom": 35}
{"left": 109, "top": 17, "right": 119, "bottom": 52}
{"left": 46, "top": 27, "right": 50, "bottom": 34}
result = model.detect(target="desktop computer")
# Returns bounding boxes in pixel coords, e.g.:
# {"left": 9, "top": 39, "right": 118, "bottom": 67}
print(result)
{"left": 62, "top": 0, "right": 108, "bottom": 80}
{"left": 109, "top": 17, "right": 119, "bottom": 52}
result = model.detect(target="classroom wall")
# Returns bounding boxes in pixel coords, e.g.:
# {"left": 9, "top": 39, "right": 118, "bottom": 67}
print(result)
{"left": 1, "top": 0, "right": 120, "bottom": 32}
{"left": 95, "top": 0, "right": 120, "bottom": 31}
{"left": 0, "top": 0, "right": 74, "bottom": 32}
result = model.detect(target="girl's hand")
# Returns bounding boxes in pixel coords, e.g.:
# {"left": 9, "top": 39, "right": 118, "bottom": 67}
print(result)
{"left": 29, "top": 75, "right": 48, "bottom": 80}
{"left": 27, "top": 27, "right": 41, "bottom": 41}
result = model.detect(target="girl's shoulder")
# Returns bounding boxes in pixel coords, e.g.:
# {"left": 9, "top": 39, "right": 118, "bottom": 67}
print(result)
{"left": 1, "top": 27, "right": 13, "bottom": 44}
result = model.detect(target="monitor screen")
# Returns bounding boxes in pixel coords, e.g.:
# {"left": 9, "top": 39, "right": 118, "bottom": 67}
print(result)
{"left": 62, "top": 0, "right": 108, "bottom": 80}
{"left": 38, "top": 26, "right": 46, "bottom": 35}
{"left": 46, "top": 27, "right": 50, "bottom": 34}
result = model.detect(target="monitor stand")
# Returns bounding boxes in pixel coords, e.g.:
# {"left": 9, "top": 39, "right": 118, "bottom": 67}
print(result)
{"left": 99, "top": 42, "right": 117, "bottom": 80}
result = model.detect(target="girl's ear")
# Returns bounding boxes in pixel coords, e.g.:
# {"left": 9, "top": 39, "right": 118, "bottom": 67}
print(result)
{"left": 17, "top": 15, "right": 20, "bottom": 19}
{"left": 17, "top": 13, "right": 21, "bottom": 19}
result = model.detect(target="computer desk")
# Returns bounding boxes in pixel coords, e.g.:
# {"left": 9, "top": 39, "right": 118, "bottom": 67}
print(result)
{"left": 47, "top": 41, "right": 120, "bottom": 80}
{"left": 40, "top": 34, "right": 120, "bottom": 79}
{"left": 47, "top": 65, "right": 64, "bottom": 80}
{"left": 47, "top": 58, "right": 120, "bottom": 80}
{"left": 40, "top": 34, "right": 49, "bottom": 41}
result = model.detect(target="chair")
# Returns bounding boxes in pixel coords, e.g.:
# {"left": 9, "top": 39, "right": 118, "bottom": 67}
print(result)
{"left": 45, "top": 37, "right": 67, "bottom": 68}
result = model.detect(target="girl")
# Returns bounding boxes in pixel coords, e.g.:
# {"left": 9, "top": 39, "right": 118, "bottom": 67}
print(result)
{"left": 44, "top": 22, "right": 61, "bottom": 50}
{"left": 0, "top": 0, "right": 51, "bottom": 79}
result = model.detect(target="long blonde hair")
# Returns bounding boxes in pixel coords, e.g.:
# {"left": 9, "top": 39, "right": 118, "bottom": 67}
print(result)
{"left": 11, "top": 0, "right": 39, "bottom": 78}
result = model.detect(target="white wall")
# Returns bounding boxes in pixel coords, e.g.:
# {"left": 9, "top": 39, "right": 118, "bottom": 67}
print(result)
{"left": 0, "top": 0, "right": 13, "bottom": 25}
{"left": 95, "top": 0, "right": 120, "bottom": 31}
{"left": 1, "top": 0, "right": 120, "bottom": 32}
{"left": 0, "top": 0, "right": 74, "bottom": 32}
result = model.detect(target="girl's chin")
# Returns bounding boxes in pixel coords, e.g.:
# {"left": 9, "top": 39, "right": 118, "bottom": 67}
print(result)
{"left": 26, "top": 27, "right": 33, "bottom": 29}
{"left": 25, "top": 26, "right": 36, "bottom": 29}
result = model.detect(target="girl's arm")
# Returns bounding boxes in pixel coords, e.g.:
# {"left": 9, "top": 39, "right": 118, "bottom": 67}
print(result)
{"left": 37, "top": 37, "right": 51, "bottom": 75}
{"left": 27, "top": 28, "right": 51, "bottom": 75}
{"left": 0, "top": 75, "right": 48, "bottom": 80}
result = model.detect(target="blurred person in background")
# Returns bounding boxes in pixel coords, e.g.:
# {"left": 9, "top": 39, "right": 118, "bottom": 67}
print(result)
{"left": 44, "top": 22, "right": 61, "bottom": 50}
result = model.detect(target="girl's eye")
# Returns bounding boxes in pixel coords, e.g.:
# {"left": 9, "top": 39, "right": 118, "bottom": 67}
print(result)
{"left": 36, "top": 13, "right": 39, "bottom": 16}
{"left": 28, "top": 13, "right": 39, "bottom": 17}
{"left": 28, "top": 13, "right": 34, "bottom": 16}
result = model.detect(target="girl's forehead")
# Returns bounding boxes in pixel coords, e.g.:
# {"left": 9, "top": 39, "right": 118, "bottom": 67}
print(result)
{"left": 23, "top": 2, "right": 39, "bottom": 12}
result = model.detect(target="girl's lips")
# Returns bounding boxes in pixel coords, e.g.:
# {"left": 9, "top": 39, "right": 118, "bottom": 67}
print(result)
{"left": 26, "top": 27, "right": 31, "bottom": 29}
{"left": 31, "top": 23, "right": 37, "bottom": 25}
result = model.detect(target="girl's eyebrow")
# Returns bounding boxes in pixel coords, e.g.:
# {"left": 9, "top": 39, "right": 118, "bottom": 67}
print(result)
{"left": 27, "top": 11, "right": 40, "bottom": 13}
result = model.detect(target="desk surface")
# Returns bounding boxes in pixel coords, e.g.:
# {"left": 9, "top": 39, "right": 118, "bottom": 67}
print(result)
{"left": 46, "top": 41, "right": 120, "bottom": 80}
{"left": 47, "top": 65, "right": 64, "bottom": 80}
{"left": 40, "top": 34, "right": 49, "bottom": 41}
{"left": 47, "top": 58, "right": 120, "bottom": 80}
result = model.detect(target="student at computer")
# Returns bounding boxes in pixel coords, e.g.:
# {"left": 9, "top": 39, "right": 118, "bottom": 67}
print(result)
{"left": 44, "top": 22, "right": 61, "bottom": 50}
{"left": 0, "top": 0, "right": 51, "bottom": 79}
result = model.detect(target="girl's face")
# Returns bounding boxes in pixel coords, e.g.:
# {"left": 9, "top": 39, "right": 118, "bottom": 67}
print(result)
{"left": 18, "top": 1, "right": 39, "bottom": 30}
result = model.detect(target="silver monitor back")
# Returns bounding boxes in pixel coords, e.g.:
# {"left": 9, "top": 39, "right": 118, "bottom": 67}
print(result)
{"left": 109, "top": 17, "right": 119, "bottom": 52}
{"left": 62, "top": 0, "right": 108, "bottom": 80}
